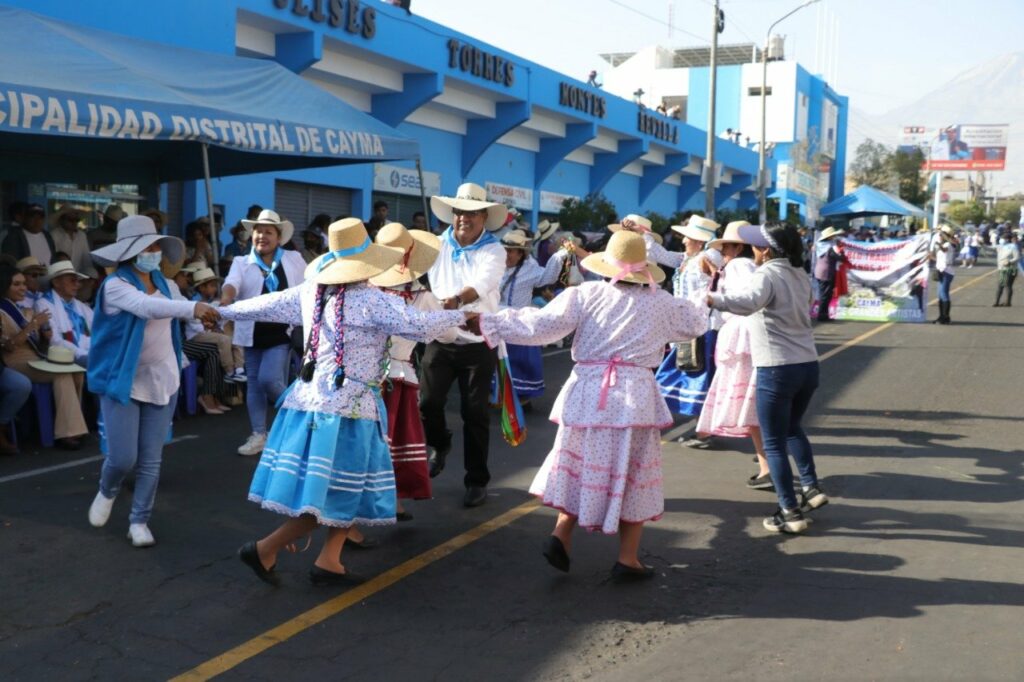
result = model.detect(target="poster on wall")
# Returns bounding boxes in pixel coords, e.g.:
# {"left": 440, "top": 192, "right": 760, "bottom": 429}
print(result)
{"left": 817, "top": 234, "right": 931, "bottom": 323}
{"left": 486, "top": 182, "right": 533, "bottom": 211}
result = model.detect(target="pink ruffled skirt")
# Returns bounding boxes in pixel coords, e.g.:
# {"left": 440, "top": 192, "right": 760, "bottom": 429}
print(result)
{"left": 696, "top": 317, "right": 758, "bottom": 438}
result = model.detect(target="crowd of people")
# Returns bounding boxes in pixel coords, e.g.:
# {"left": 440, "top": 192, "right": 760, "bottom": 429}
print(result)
{"left": 3, "top": 183, "right": 1016, "bottom": 583}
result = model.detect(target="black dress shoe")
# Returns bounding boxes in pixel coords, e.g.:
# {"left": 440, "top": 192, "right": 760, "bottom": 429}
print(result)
{"left": 542, "top": 536, "right": 570, "bottom": 573}
{"left": 56, "top": 437, "right": 81, "bottom": 451}
{"left": 463, "top": 486, "right": 487, "bottom": 507}
{"left": 396, "top": 510, "right": 414, "bottom": 522}
{"left": 344, "top": 535, "right": 380, "bottom": 550}
{"left": 610, "top": 561, "right": 655, "bottom": 581}
{"left": 309, "top": 565, "right": 366, "bottom": 586}
{"left": 238, "top": 541, "right": 281, "bottom": 587}
{"left": 428, "top": 444, "right": 450, "bottom": 479}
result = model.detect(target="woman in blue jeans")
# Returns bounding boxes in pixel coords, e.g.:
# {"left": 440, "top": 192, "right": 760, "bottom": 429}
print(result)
{"left": 86, "top": 216, "right": 219, "bottom": 547}
{"left": 708, "top": 223, "right": 828, "bottom": 534}
{"left": 930, "top": 225, "right": 958, "bottom": 324}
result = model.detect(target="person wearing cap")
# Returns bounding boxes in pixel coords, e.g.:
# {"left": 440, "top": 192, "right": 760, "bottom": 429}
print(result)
{"left": 421, "top": 183, "right": 508, "bottom": 508}
{"left": 609, "top": 214, "right": 686, "bottom": 269}
{"left": 929, "top": 224, "right": 959, "bottom": 324}
{"left": 190, "top": 265, "right": 244, "bottom": 387}
{"left": 49, "top": 205, "right": 98, "bottom": 285}
{"left": 812, "top": 226, "right": 846, "bottom": 322}
{"left": 694, "top": 221, "right": 772, "bottom": 487}
{"left": 220, "top": 209, "right": 307, "bottom": 456}
{"left": 88, "top": 204, "right": 124, "bottom": 250}
{"left": 706, "top": 223, "right": 827, "bottom": 535}
{"left": 35, "top": 261, "right": 93, "bottom": 367}
{"left": 178, "top": 266, "right": 237, "bottom": 415}
{"left": 85, "top": 215, "right": 220, "bottom": 547}
{"left": 2, "top": 204, "right": 55, "bottom": 265}
{"left": 15, "top": 256, "right": 48, "bottom": 316}
{"left": 219, "top": 218, "right": 468, "bottom": 586}
{"left": 656, "top": 216, "right": 722, "bottom": 419}
{"left": 497, "top": 229, "right": 569, "bottom": 404}
{"left": 370, "top": 222, "right": 457, "bottom": 518}
{"left": 467, "top": 230, "right": 706, "bottom": 579}
{"left": 1, "top": 262, "right": 89, "bottom": 451}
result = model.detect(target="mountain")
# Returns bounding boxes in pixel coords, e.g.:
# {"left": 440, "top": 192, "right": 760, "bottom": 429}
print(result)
{"left": 846, "top": 52, "right": 1024, "bottom": 195}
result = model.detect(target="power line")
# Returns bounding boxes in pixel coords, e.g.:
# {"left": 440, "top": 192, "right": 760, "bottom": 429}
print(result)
{"left": 605, "top": 0, "right": 710, "bottom": 45}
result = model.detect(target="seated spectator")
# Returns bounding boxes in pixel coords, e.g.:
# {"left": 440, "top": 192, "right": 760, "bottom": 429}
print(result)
{"left": 0, "top": 263, "right": 89, "bottom": 450}
{"left": 222, "top": 223, "right": 250, "bottom": 262}
{"left": 15, "top": 257, "right": 47, "bottom": 315}
{"left": 0, "top": 362, "right": 31, "bottom": 455}
{"left": 36, "top": 261, "right": 93, "bottom": 368}
{"left": 190, "top": 267, "right": 245, "bottom": 384}
{"left": 185, "top": 221, "right": 216, "bottom": 267}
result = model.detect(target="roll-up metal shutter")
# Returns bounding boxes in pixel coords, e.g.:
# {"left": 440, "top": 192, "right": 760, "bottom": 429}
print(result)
{"left": 371, "top": 192, "right": 428, "bottom": 225}
{"left": 275, "top": 180, "right": 354, "bottom": 245}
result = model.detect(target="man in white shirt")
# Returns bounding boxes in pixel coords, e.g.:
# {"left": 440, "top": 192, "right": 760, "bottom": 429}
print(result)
{"left": 35, "top": 261, "right": 93, "bottom": 367}
{"left": 421, "top": 183, "right": 507, "bottom": 508}
{"left": 49, "top": 205, "right": 99, "bottom": 299}
{"left": 2, "top": 204, "right": 54, "bottom": 265}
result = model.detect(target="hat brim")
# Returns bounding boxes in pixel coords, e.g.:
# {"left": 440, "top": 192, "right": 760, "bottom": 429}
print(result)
{"left": 430, "top": 196, "right": 508, "bottom": 231}
{"left": 580, "top": 252, "right": 665, "bottom": 285}
{"left": 671, "top": 224, "right": 716, "bottom": 242}
{"left": 306, "top": 243, "right": 404, "bottom": 285}
{"left": 368, "top": 231, "right": 442, "bottom": 287}
{"left": 45, "top": 269, "right": 90, "bottom": 283}
{"left": 48, "top": 210, "right": 82, "bottom": 227}
{"left": 534, "top": 224, "right": 559, "bottom": 241}
{"left": 737, "top": 225, "right": 771, "bottom": 248}
{"left": 28, "top": 359, "right": 85, "bottom": 374}
{"left": 91, "top": 234, "right": 185, "bottom": 268}
{"left": 193, "top": 275, "right": 222, "bottom": 287}
{"left": 240, "top": 219, "right": 295, "bottom": 246}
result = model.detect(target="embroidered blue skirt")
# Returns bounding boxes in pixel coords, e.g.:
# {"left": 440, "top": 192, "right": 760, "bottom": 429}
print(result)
{"left": 655, "top": 330, "right": 718, "bottom": 418}
{"left": 507, "top": 343, "right": 545, "bottom": 398}
{"left": 248, "top": 406, "right": 397, "bottom": 527}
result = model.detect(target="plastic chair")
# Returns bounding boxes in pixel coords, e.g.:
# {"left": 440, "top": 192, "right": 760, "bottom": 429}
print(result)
{"left": 31, "top": 383, "right": 55, "bottom": 448}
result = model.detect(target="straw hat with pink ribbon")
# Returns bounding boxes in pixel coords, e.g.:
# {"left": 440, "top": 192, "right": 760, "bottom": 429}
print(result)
{"left": 580, "top": 230, "right": 664, "bottom": 286}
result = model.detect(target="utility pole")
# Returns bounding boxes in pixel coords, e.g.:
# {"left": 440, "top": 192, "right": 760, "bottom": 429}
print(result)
{"left": 704, "top": 0, "right": 723, "bottom": 218}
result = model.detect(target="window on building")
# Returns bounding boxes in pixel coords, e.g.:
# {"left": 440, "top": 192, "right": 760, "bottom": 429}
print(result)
{"left": 748, "top": 86, "right": 772, "bottom": 96}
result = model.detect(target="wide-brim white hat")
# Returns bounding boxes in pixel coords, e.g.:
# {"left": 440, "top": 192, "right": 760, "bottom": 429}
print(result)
{"left": 48, "top": 204, "right": 84, "bottom": 228}
{"left": 45, "top": 260, "right": 89, "bottom": 282}
{"left": 708, "top": 221, "right": 753, "bottom": 250}
{"left": 16, "top": 256, "right": 47, "bottom": 274}
{"left": 580, "top": 231, "right": 665, "bottom": 285}
{"left": 368, "top": 223, "right": 442, "bottom": 287}
{"left": 191, "top": 267, "right": 221, "bottom": 287}
{"left": 305, "top": 218, "right": 403, "bottom": 285}
{"left": 28, "top": 346, "right": 85, "bottom": 374}
{"left": 240, "top": 209, "right": 295, "bottom": 245}
{"left": 608, "top": 214, "right": 653, "bottom": 234}
{"left": 671, "top": 215, "right": 720, "bottom": 242}
{"left": 430, "top": 183, "right": 508, "bottom": 231}
{"left": 819, "top": 226, "right": 843, "bottom": 241}
{"left": 91, "top": 215, "right": 185, "bottom": 267}
{"left": 500, "top": 230, "right": 532, "bottom": 250}
{"left": 534, "top": 219, "right": 559, "bottom": 241}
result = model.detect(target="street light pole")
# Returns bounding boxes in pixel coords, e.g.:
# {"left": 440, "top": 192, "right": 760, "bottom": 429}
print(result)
{"left": 758, "top": 0, "right": 821, "bottom": 225}
{"left": 704, "top": 0, "right": 721, "bottom": 219}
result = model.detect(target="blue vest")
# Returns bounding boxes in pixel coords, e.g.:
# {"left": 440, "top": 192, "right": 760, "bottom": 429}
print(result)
{"left": 87, "top": 266, "right": 183, "bottom": 405}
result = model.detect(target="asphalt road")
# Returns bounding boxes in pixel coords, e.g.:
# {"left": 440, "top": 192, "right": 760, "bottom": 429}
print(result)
{"left": 1, "top": 263, "right": 1021, "bottom": 681}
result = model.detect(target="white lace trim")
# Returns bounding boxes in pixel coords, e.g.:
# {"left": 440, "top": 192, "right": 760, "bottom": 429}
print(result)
{"left": 248, "top": 495, "right": 398, "bottom": 527}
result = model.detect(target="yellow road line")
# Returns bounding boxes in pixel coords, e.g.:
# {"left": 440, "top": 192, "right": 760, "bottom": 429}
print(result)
{"left": 176, "top": 269, "right": 999, "bottom": 680}
{"left": 170, "top": 499, "right": 540, "bottom": 682}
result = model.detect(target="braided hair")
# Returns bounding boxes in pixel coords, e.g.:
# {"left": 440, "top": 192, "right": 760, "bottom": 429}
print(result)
{"left": 300, "top": 283, "right": 348, "bottom": 389}
{"left": 300, "top": 284, "right": 328, "bottom": 382}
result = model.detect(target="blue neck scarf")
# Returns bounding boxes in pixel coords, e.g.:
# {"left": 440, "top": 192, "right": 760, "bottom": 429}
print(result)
{"left": 445, "top": 227, "right": 498, "bottom": 262}
{"left": 46, "top": 290, "right": 87, "bottom": 343}
{"left": 250, "top": 247, "right": 284, "bottom": 292}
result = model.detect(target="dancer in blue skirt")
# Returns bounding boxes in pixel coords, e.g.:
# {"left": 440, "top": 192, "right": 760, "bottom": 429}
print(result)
{"left": 220, "top": 219, "right": 467, "bottom": 586}
{"left": 655, "top": 216, "right": 721, "bottom": 417}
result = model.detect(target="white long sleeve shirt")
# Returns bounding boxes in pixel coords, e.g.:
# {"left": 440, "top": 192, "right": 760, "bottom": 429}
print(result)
{"left": 427, "top": 231, "right": 505, "bottom": 344}
{"left": 498, "top": 253, "right": 565, "bottom": 309}
{"left": 35, "top": 292, "right": 93, "bottom": 364}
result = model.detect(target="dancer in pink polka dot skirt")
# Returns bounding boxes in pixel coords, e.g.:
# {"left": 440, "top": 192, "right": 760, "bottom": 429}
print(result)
{"left": 470, "top": 231, "right": 705, "bottom": 580}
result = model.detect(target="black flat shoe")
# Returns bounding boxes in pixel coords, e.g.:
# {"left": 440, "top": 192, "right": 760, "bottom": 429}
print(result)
{"left": 238, "top": 541, "right": 280, "bottom": 587}
{"left": 396, "top": 510, "right": 414, "bottom": 522}
{"left": 309, "top": 565, "right": 366, "bottom": 586}
{"left": 542, "top": 536, "right": 570, "bottom": 573}
{"left": 610, "top": 562, "right": 655, "bottom": 581}
{"left": 428, "top": 445, "right": 449, "bottom": 479}
{"left": 463, "top": 486, "right": 487, "bottom": 508}
{"left": 345, "top": 535, "right": 380, "bottom": 550}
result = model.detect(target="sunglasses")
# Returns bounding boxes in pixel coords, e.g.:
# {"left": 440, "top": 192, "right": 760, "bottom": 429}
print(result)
{"left": 452, "top": 208, "right": 486, "bottom": 217}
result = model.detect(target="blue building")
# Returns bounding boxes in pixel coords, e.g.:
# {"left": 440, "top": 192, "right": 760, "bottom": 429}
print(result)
{"left": 602, "top": 41, "right": 848, "bottom": 223}
{"left": 0, "top": 0, "right": 766, "bottom": 242}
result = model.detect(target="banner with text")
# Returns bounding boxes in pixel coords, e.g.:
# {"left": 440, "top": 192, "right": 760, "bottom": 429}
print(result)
{"left": 900, "top": 124, "right": 1010, "bottom": 171}
{"left": 824, "top": 234, "right": 931, "bottom": 323}
{"left": 486, "top": 182, "right": 533, "bottom": 211}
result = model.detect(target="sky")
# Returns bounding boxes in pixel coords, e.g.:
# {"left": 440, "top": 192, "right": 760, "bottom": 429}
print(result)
{"left": 412, "top": 0, "right": 1024, "bottom": 116}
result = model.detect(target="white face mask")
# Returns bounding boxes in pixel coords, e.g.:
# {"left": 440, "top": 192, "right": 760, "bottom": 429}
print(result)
{"left": 135, "top": 251, "right": 163, "bottom": 273}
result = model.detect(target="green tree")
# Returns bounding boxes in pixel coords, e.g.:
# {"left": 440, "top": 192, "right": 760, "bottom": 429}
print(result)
{"left": 946, "top": 200, "right": 985, "bottom": 226}
{"left": 849, "top": 139, "right": 894, "bottom": 189}
{"left": 557, "top": 193, "right": 617, "bottom": 231}
{"left": 991, "top": 197, "right": 1024, "bottom": 224}
{"left": 892, "top": 148, "right": 927, "bottom": 207}
{"left": 645, "top": 211, "right": 670, "bottom": 235}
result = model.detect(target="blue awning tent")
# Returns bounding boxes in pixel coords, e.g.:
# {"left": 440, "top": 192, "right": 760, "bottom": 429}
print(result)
{"left": 819, "top": 185, "right": 927, "bottom": 220}
{"left": 0, "top": 5, "right": 419, "bottom": 183}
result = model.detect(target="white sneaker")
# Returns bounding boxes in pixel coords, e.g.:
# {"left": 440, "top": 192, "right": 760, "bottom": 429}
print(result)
{"left": 237, "top": 432, "right": 267, "bottom": 457}
{"left": 232, "top": 368, "right": 248, "bottom": 383}
{"left": 127, "top": 523, "right": 156, "bottom": 547}
{"left": 88, "top": 490, "right": 115, "bottom": 528}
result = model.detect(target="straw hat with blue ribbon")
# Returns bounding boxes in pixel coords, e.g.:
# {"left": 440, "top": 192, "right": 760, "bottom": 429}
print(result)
{"left": 368, "top": 222, "right": 441, "bottom": 287}
{"left": 305, "top": 218, "right": 403, "bottom": 285}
